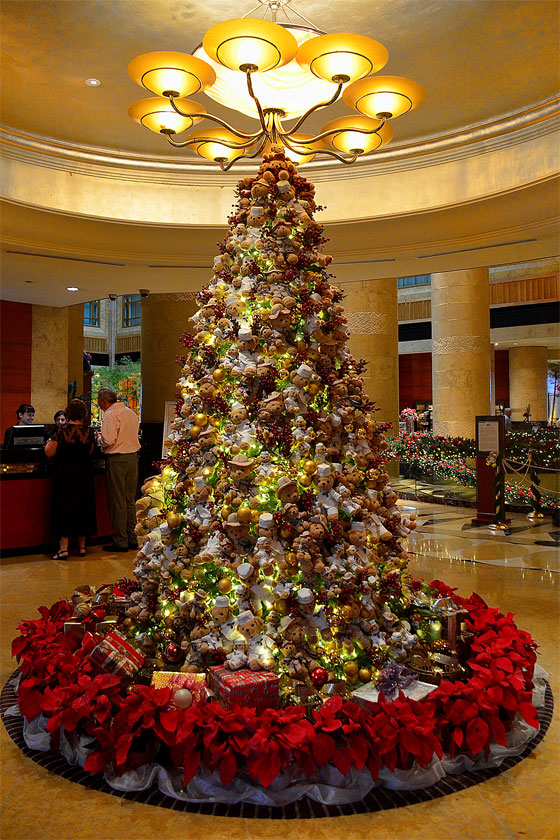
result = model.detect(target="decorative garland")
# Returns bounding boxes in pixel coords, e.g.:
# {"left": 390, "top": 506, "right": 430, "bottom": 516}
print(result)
{"left": 388, "top": 431, "right": 559, "bottom": 509}
{"left": 11, "top": 582, "right": 539, "bottom": 789}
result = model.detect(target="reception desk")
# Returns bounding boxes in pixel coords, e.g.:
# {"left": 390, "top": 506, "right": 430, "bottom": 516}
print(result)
{"left": 0, "top": 450, "right": 112, "bottom": 553}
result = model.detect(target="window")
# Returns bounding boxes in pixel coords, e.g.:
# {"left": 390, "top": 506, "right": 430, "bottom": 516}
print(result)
{"left": 123, "top": 294, "right": 142, "bottom": 327}
{"left": 397, "top": 275, "right": 431, "bottom": 289}
{"left": 83, "top": 300, "right": 100, "bottom": 327}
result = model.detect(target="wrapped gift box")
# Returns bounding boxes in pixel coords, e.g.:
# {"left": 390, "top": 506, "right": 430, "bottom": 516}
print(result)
{"left": 89, "top": 630, "right": 145, "bottom": 680}
{"left": 352, "top": 679, "right": 438, "bottom": 710}
{"left": 151, "top": 671, "right": 209, "bottom": 706}
{"left": 208, "top": 666, "right": 279, "bottom": 712}
{"left": 64, "top": 614, "right": 117, "bottom": 642}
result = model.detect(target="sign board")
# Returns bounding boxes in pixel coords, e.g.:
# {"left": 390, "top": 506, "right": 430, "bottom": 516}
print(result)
{"left": 472, "top": 415, "right": 508, "bottom": 526}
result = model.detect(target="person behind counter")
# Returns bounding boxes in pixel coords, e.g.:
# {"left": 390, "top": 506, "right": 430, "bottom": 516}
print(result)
{"left": 2, "top": 403, "right": 36, "bottom": 446}
{"left": 96, "top": 387, "right": 140, "bottom": 553}
{"left": 45, "top": 398, "right": 97, "bottom": 560}
{"left": 54, "top": 409, "right": 67, "bottom": 426}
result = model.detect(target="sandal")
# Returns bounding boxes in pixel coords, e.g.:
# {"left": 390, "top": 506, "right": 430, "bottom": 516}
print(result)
{"left": 52, "top": 550, "right": 69, "bottom": 560}
{"left": 77, "top": 549, "right": 86, "bottom": 557}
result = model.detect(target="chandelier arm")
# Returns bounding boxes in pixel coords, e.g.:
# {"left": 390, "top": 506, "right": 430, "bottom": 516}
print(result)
{"left": 244, "top": 69, "right": 269, "bottom": 136}
{"left": 218, "top": 135, "right": 270, "bottom": 171}
{"left": 165, "top": 132, "right": 263, "bottom": 151}
{"left": 165, "top": 134, "right": 203, "bottom": 149}
{"left": 315, "top": 148, "right": 360, "bottom": 164}
{"left": 280, "top": 116, "right": 387, "bottom": 147}
{"left": 279, "top": 80, "right": 344, "bottom": 136}
{"left": 168, "top": 96, "right": 263, "bottom": 140}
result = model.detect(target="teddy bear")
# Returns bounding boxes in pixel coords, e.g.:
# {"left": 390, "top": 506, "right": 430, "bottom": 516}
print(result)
{"left": 246, "top": 202, "right": 268, "bottom": 228}
{"left": 235, "top": 561, "right": 272, "bottom": 604}
{"left": 276, "top": 475, "right": 299, "bottom": 511}
{"left": 313, "top": 464, "right": 342, "bottom": 521}
{"left": 295, "top": 587, "right": 331, "bottom": 643}
{"left": 198, "top": 376, "right": 217, "bottom": 403}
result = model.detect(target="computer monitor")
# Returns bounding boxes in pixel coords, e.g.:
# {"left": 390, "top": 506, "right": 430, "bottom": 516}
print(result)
{"left": 4, "top": 425, "right": 46, "bottom": 449}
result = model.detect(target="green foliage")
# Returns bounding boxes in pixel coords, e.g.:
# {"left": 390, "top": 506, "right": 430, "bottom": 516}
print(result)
{"left": 91, "top": 356, "right": 141, "bottom": 421}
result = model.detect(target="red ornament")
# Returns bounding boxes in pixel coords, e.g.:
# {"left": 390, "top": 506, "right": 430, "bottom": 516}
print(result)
{"left": 163, "top": 642, "right": 182, "bottom": 664}
{"left": 310, "top": 667, "right": 329, "bottom": 688}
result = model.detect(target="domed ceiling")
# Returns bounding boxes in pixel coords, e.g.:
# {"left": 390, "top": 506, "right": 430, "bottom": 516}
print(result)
{"left": 0, "top": 0, "right": 558, "bottom": 305}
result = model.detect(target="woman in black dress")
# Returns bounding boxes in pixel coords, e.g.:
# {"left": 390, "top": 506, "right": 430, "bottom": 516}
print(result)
{"left": 45, "top": 398, "right": 97, "bottom": 559}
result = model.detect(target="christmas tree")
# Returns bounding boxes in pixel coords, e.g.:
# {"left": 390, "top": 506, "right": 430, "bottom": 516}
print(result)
{"left": 129, "top": 146, "right": 450, "bottom": 703}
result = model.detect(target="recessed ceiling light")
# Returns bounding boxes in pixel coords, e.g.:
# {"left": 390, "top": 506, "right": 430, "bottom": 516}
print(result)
{"left": 494, "top": 342, "right": 498, "bottom": 346}
{"left": 84, "top": 77, "right": 101, "bottom": 87}
{"left": 67, "top": 286, "right": 79, "bottom": 292}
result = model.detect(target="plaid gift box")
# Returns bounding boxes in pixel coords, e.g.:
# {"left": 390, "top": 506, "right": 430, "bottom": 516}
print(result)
{"left": 208, "top": 666, "right": 279, "bottom": 712}
{"left": 151, "top": 672, "right": 209, "bottom": 706}
{"left": 89, "top": 630, "right": 145, "bottom": 680}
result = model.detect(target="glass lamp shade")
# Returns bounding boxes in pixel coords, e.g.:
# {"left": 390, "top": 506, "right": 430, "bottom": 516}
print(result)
{"left": 127, "top": 51, "right": 216, "bottom": 97}
{"left": 203, "top": 18, "right": 298, "bottom": 72}
{"left": 188, "top": 127, "right": 246, "bottom": 162}
{"left": 193, "top": 26, "right": 342, "bottom": 121}
{"left": 264, "top": 133, "right": 319, "bottom": 164}
{"left": 128, "top": 97, "right": 206, "bottom": 135}
{"left": 321, "top": 115, "right": 394, "bottom": 154}
{"left": 343, "top": 75, "right": 426, "bottom": 118}
{"left": 296, "top": 33, "right": 388, "bottom": 82}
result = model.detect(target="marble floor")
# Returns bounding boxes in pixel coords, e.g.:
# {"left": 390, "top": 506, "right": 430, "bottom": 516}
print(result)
{"left": 0, "top": 502, "right": 558, "bottom": 840}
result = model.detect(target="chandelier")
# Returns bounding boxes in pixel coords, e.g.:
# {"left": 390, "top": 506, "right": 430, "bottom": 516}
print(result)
{"left": 127, "top": 1, "right": 425, "bottom": 170}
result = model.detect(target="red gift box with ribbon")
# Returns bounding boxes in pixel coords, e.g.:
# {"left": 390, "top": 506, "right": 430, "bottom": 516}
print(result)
{"left": 89, "top": 630, "right": 145, "bottom": 680}
{"left": 208, "top": 666, "right": 279, "bottom": 712}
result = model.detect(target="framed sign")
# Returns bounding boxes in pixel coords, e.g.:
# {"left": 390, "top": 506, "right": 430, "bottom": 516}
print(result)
{"left": 161, "top": 400, "right": 177, "bottom": 458}
{"left": 472, "top": 415, "right": 507, "bottom": 526}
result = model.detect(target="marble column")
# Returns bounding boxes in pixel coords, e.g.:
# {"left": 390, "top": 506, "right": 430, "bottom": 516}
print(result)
{"left": 509, "top": 345, "right": 548, "bottom": 421}
{"left": 431, "top": 268, "right": 490, "bottom": 438}
{"left": 31, "top": 305, "right": 70, "bottom": 423}
{"left": 341, "top": 277, "right": 399, "bottom": 432}
{"left": 140, "top": 293, "right": 197, "bottom": 424}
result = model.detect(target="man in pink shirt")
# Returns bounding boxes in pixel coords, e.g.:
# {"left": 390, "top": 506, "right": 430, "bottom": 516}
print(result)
{"left": 97, "top": 387, "right": 140, "bottom": 552}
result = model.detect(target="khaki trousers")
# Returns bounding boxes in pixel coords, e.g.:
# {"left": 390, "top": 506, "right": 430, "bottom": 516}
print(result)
{"left": 105, "top": 453, "right": 138, "bottom": 548}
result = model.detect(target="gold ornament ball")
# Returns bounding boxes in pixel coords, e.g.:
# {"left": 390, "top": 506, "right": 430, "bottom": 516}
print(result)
{"left": 346, "top": 674, "right": 359, "bottom": 686}
{"left": 194, "top": 413, "right": 208, "bottom": 427}
{"left": 303, "top": 459, "right": 318, "bottom": 475}
{"left": 341, "top": 605, "right": 354, "bottom": 621}
{"left": 166, "top": 512, "right": 182, "bottom": 529}
{"left": 218, "top": 577, "right": 232, "bottom": 594}
{"left": 306, "top": 383, "right": 320, "bottom": 396}
{"left": 358, "top": 668, "right": 372, "bottom": 683}
{"left": 298, "top": 473, "right": 312, "bottom": 487}
{"left": 122, "top": 617, "right": 136, "bottom": 632}
{"left": 285, "top": 551, "right": 297, "bottom": 565}
{"left": 275, "top": 598, "right": 289, "bottom": 615}
{"left": 202, "top": 466, "right": 213, "bottom": 476}
{"left": 343, "top": 661, "right": 359, "bottom": 677}
{"left": 237, "top": 506, "right": 252, "bottom": 523}
{"left": 208, "top": 416, "right": 220, "bottom": 427}
{"left": 213, "top": 368, "right": 226, "bottom": 383}
{"left": 189, "top": 425, "right": 201, "bottom": 439}
{"left": 221, "top": 505, "right": 232, "bottom": 520}
{"left": 250, "top": 509, "right": 260, "bottom": 523}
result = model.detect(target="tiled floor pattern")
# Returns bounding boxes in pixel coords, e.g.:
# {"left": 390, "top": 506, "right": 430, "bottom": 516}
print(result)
{"left": 0, "top": 502, "right": 558, "bottom": 839}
